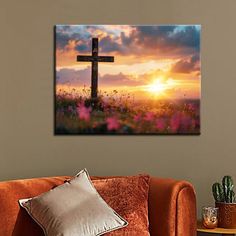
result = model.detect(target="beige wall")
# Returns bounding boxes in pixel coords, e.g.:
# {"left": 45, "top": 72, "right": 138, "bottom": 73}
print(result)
{"left": 1, "top": 0, "right": 236, "bottom": 227}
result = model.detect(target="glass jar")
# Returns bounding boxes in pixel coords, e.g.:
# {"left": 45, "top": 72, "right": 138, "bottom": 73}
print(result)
{"left": 202, "top": 206, "right": 218, "bottom": 229}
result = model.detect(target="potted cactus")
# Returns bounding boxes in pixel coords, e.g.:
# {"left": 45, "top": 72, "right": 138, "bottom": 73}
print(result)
{"left": 212, "top": 175, "right": 236, "bottom": 228}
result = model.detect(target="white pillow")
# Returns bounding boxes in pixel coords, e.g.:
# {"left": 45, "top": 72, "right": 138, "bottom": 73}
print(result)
{"left": 19, "top": 169, "right": 128, "bottom": 236}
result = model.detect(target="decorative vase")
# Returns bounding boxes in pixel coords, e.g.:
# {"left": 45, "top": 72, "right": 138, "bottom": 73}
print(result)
{"left": 216, "top": 202, "right": 236, "bottom": 228}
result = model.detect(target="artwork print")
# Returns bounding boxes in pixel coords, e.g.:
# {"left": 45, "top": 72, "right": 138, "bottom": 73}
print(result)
{"left": 55, "top": 25, "right": 201, "bottom": 134}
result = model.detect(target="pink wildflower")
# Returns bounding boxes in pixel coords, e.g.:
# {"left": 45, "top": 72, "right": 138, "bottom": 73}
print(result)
{"left": 181, "top": 114, "right": 192, "bottom": 130}
{"left": 77, "top": 103, "right": 91, "bottom": 122}
{"left": 106, "top": 117, "right": 120, "bottom": 131}
{"left": 68, "top": 106, "right": 73, "bottom": 113}
{"left": 133, "top": 114, "right": 142, "bottom": 122}
{"left": 170, "top": 113, "right": 181, "bottom": 132}
{"left": 156, "top": 118, "right": 166, "bottom": 131}
{"left": 188, "top": 103, "right": 195, "bottom": 112}
{"left": 191, "top": 119, "right": 196, "bottom": 129}
{"left": 144, "top": 112, "right": 155, "bottom": 122}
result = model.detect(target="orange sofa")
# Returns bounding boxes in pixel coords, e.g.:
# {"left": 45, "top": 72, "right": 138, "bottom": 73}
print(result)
{"left": 0, "top": 176, "right": 197, "bottom": 236}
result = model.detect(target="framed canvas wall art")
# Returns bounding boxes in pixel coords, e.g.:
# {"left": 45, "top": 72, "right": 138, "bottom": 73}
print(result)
{"left": 55, "top": 25, "right": 201, "bottom": 135}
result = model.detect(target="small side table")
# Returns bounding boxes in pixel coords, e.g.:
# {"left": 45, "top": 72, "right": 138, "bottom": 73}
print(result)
{"left": 197, "top": 221, "right": 236, "bottom": 235}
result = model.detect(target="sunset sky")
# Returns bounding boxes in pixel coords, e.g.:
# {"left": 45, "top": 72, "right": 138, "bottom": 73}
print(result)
{"left": 56, "top": 25, "right": 201, "bottom": 100}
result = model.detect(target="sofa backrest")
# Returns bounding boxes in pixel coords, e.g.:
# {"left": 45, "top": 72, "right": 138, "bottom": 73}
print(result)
{"left": 0, "top": 176, "right": 197, "bottom": 236}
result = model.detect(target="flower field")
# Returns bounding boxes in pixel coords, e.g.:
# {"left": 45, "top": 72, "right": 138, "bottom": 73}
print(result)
{"left": 55, "top": 88, "right": 200, "bottom": 134}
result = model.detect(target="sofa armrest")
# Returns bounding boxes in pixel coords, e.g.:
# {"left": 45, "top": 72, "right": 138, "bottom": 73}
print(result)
{"left": 0, "top": 176, "right": 70, "bottom": 236}
{"left": 148, "top": 177, "right": 196, "bottom": 236}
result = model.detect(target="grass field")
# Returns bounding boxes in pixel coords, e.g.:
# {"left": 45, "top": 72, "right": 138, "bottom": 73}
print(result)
{"left": 55, "top": 88, "right": 200, "bottom": 134}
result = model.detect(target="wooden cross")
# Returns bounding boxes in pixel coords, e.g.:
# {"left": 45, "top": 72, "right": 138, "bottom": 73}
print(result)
{"left": 77, "top": 38, "right": 114, "bottom": 99}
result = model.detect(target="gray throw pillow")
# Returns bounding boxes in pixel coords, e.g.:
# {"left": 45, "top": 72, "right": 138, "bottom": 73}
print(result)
{"left": 19, "top": 169, "right": 128, "bottom": 236}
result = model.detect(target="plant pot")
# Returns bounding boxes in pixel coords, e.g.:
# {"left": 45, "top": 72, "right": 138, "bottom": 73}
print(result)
{"left": 215, "top": 202, "right": 236, "bottom": 228}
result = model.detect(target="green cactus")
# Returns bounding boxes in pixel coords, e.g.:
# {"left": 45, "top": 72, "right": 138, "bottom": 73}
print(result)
{"left": 222, "top": 176, "right": 234, "bottom": 203}
{"left": 229, "top": 190, "right": 236, "bottom": 203}
{"left": 212, "top": 176, "right": 235, "bottom": 203}
{"left": 212, "top": 182, "right": 224, "bottom": 202}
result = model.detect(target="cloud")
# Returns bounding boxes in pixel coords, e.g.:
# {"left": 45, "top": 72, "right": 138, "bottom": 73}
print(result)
{"left": 171, "top": 54, "right": 200, "bottom": 74}
{"left": 120, "top": 32, "right": 132, "bottom": 46}
{"left": 56, "top": 68, "right": 147, "bottom": 87}
{"left": 135, "top": 25, "right": 200, "bottom": 49}
{"left": 100, "top": 73, "right": 143, "bottom": 86}
{"left": 56, "top": 25, "right": 201, "bottom": 68}
{"left": 56, "top": 67, "right": 91, "bottom": 86}
{"left": 56, "top": 25, "right": 91, "bottom": 51}
{"left": 99, "top": 35, "right": 122, "bottom": 53}
{"left": 56, "top": 32, "right": 72, "bottom": 49}
{"left": 75, "top": 41, "right": 90, "bottom": 52}
{"left": 130, "top": 25, "right": 200, "bottom": 57}
{"left": 190, "top": 53, "right": 200, "bottom": 63}
{"left": 135, "top": 25, "right": 177, "bottom": 38}
{"left": 169, "top": 26, "right": 200, "bottom": 50}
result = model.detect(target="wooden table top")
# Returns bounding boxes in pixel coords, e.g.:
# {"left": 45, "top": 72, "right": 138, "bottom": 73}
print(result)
{"left": 197, "top": 221, "right": 236, "bottom": 234}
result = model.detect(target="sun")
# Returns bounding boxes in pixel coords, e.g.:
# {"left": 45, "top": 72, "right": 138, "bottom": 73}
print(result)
{"left": 146, "top": 78, "right": 168, "bottom": 95}
{"left": 147, "top": 80, "right": 166, "bottom": 93}
{"left": 143, "top": 77, "right": 178, "bottom": 98}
